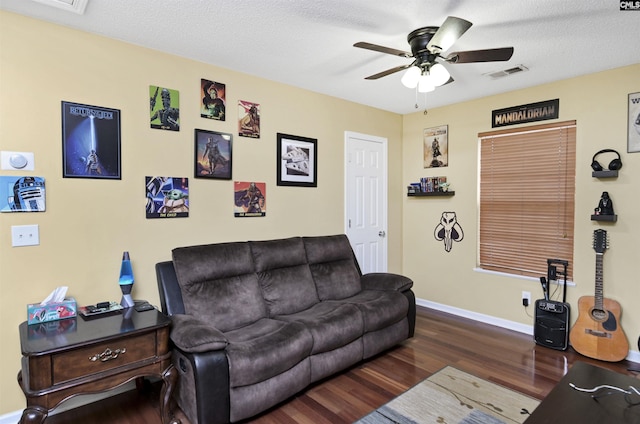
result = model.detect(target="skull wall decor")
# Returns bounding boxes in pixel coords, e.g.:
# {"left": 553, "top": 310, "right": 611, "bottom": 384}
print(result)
{"left": 434, "top": 211, "right": 464, "bottom": 252}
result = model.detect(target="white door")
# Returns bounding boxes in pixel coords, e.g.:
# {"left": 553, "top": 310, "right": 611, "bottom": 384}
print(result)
{"left": 345, "top": 131, "right": 388, "bottom": 273}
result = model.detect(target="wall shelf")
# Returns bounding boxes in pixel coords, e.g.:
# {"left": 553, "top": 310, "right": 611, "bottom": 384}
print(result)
{"left": 592, "top": 170, "right": 618, "bottom": 178}
{"left": 591, "top": 214, "right": 617, "bottom": 222}
{"left": 407, "top": 191, "right": 455, "bottom": 197}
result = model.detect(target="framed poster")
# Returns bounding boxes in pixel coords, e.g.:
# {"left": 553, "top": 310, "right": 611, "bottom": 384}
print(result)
{"left": 424, "top": 125, "right": 448, "bottom": 168}
{"left": 201, "top": 79, "right": 226, "bottom": 121}
{"left": 145, "top": 176, "right": 189, "bottom": 218}
{"left": 628, "top": 92, "right": 640, "bottom": 153}
{"left": 238, "top": 100, "right": 260, "bottom": 138}
{"left": 276, "top": 133, "right": 317, "bottom": 187}
{"left": 234, "top": 181, "right": 266, "bottom": 217}
{"left": 61, "top": 101, "right": 121, "bottom": 179}
{"left": 194, "top": 129, "right": 232, "bottom": 179}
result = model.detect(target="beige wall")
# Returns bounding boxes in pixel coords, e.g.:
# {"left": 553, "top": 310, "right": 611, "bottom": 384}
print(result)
{"left": 0, "top": 11, "right": 403, "bottom": 414}
{"left": 402, "top": 64, "right": 640, "bottom": 356}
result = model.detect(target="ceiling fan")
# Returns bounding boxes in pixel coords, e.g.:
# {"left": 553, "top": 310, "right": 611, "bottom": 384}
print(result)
{"left": 354, "top": 16, "right": 514, "bottom": 92}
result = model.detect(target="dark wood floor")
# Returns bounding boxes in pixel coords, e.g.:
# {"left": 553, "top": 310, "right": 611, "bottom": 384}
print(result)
{"left": 46, "top": 306, "right": 638, "bottom": 424}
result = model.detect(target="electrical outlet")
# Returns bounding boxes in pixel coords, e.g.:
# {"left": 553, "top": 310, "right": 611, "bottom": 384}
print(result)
{"left": 11, "top": 225, "right": 40, "bottom": 247}
{"left": 522, "top": 291, "right": 531, "bottom": 307}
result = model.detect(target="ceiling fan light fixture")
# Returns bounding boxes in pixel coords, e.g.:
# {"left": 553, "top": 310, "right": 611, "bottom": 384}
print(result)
{"left": 401, "top": 66, "right": 421, "bottom": 89}
{"left": 429, "top": 64, "right": 450, "bottom": 86}
{"left": 418, "top": 75, "right": 435, "bottom": 93}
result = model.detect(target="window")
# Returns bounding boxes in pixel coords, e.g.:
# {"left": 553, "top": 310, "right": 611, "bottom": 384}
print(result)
{"left": 478, "top": 120, "right": 576, "bottom": 279}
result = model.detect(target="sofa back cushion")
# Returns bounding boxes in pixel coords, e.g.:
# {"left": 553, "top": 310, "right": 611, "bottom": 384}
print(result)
{"left": 303, "top": 235, "right": 362, "bottom": 300}
{"left": 250, "top": 237, "right": 319, "bottom": 316}
{"left": 172, "top": 242, "right": 267, "bottom": 332}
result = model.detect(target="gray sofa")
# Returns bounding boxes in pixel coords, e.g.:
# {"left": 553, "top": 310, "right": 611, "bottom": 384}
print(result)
{"left": 155, "top": 234, "right": 415, "bottom": 424}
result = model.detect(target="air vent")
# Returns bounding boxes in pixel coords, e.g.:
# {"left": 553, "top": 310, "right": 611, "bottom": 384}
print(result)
{"left": 30, "top": 0, "right": 88, "bottom": 14}
{"left": 486, "top": 65, "right": 529, "bottom": 79}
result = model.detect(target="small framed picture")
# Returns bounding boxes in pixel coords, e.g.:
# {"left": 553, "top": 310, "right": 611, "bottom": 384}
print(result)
{"left": 61, "top": 101, "right": 121, "bottom": 179}
{"left": 424, "top": 125, "right": 448, "bottom": 168}
{"left": 628, "top": 92, "right": 640, "bottom": 153}
{"left": 194, "top": 129, "right": 232, "bottom": 179}
{"left": 276, "top": 133, "right": 317, "bottom": 187}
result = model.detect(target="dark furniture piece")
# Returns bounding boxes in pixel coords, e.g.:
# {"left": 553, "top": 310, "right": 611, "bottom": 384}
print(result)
{"left": 525, "top": 361, "right": 640, "bottom": 423}
{"left": 17, "top": 308, "right": 178, "bottom": 424}
{"left": 156, "top": 234, "right": 416, "bottom": 424}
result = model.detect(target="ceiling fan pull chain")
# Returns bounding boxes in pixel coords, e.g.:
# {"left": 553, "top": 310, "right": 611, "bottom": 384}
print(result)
{"left": 424, "top": 92, "right": 428, "bottom": 115}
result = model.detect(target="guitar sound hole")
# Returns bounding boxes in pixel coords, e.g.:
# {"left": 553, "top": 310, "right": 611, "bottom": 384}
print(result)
{"left": 591, "top": 309, "right": 607, "bottom": 321}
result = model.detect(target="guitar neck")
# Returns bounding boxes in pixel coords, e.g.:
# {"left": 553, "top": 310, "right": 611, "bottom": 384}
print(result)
{"left": 595, "top": 252, "right": 604, "bottom": 310}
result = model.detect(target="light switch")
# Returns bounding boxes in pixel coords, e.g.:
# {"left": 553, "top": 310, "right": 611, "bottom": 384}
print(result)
{"left": 11, "top": 225, "right": 40, "bottom": 247}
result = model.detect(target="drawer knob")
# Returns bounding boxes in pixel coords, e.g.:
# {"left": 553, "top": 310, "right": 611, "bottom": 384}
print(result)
{"left": 89, "top": 347, "right": 126, "bottom": 362}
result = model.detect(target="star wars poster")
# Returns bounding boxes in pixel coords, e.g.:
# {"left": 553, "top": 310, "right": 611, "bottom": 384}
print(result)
{"left": 201, "top": 79, "right": 226, "bottom": 121}
{"left": 194, "top": 129, "right": 232, "bottom": 179}
{"left": 62, "top": 101, "right": 121, "bottom": 179}
{"left": 424, "top": 125, "right": 448, "bottom": 168}
{"left": 145, "top": 177, "right": 189, "bottom": 218}
{"left": 150, "top": 85, "right": 180, "bottom": 131}
{"left": 628, "top": 92, "right": 640, "bottom": 153}
{"left": 234, "top": 181, "right": 266, "bottom": 217}
{"left": 238, "top": 100, "right": 260, "bottom": 138}
{"left": 0, "top": 176, "right": 46, "bottom": 212}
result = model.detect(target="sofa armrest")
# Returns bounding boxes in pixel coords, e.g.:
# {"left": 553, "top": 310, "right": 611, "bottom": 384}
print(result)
{"left": 170, "top": 314, "right": 229, "bottom": 353}
{"left": 361, "top": 273, "right": 413, "bottom": 292}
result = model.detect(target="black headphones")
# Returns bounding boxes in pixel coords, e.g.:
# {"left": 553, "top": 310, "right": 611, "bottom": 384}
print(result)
{"left": 591, "top": 149, "right": 622, "bottom": 172}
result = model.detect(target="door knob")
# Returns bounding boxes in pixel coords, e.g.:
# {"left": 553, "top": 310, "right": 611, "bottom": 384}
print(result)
{"left": 378, "top": 231, "right": 386, "bottom": 237}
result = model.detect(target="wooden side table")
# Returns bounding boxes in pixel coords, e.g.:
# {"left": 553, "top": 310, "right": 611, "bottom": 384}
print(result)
{"left": 17, "top": 308, "right": 179, "bottom": 424}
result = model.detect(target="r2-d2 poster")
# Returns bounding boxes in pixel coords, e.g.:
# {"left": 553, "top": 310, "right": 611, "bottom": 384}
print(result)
{"left": 62, "top": 101, "right": 121, "bottom": 179}
{"left": 0, "top": 176, "right": 46, "bottom": 212}
{"left": 145, "top": 177, "right": 189, "bottom": 219}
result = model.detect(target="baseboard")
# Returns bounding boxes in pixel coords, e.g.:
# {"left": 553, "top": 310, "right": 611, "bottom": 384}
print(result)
{"left": 0, "top": 411, "right": 21, "bottom": 424}
{"left": 417, "top": 297, "right": 640, "bottom": 364}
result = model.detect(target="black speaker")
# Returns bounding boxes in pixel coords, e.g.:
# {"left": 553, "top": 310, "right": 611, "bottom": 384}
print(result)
{"left": 534, "top": 300, "right": 570, "bottom": 350}
{"left": 591, "top": 149, "right": 622, "bottom": 171}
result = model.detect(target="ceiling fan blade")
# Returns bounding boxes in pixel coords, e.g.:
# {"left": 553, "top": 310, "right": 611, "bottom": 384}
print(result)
{"left": 445, "top": 47, "right": 514, "bottom": 63}
{"left": 354, "top": 42, "right": 412, "bottom": 58}
{"left": 364, "top": 64, "right": 412, "bottom": 80}
{"left": 427, "top": 16, "right": 472, "bottom": 53}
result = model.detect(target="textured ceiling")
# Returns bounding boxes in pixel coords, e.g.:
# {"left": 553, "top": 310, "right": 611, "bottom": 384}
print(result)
{"left": 2, "top": 0, "right": 639, "bottom": 114}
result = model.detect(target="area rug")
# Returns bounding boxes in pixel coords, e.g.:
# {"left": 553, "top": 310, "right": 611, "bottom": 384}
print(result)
{"left": 356, "top": 366, "right": 539, "bottom": 424}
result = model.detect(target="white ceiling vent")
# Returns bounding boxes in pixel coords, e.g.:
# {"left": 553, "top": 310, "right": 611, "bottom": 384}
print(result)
{"left": 30, "top": 0, "right": 88, "bottom": 15}
{"left": 486, "top": 65, "right": 529, "bottom": 79}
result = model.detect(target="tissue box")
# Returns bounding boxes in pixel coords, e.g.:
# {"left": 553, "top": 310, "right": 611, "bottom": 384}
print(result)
{"left": 27, "top": 298, "right": 77, "bottom": 325}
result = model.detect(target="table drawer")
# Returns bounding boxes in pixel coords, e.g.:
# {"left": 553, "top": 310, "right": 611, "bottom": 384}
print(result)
{"left": 52, "top": 331, "right": 157, "bottom": 385}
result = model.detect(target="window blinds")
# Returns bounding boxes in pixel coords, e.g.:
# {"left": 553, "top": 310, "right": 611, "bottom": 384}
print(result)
{"left": 478, "top": 121, "right": 576, "bottom": 279}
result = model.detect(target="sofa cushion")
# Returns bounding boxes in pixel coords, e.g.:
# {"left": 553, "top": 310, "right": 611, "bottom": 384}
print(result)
{"left": 224, "top": 318, "right": 313, "bottom": 387}
{"left": 251, "top": 237, "right": 319, "bottom": 316}
{"left": 275, "top": 301, "right": 363, "bottom": 354}
{"left": 172, "top": 242, "right": 267, "bottom": 332}
{"left": 303, "top": 235, "right": 362, "bottom": 300}
{"left": 339, "top": 289, "right": 409, "bottom": 332}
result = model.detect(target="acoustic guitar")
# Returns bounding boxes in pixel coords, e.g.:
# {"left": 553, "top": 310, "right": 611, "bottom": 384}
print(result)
{"left": 570, "top": 229, "right": 628, "bottom": 362}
